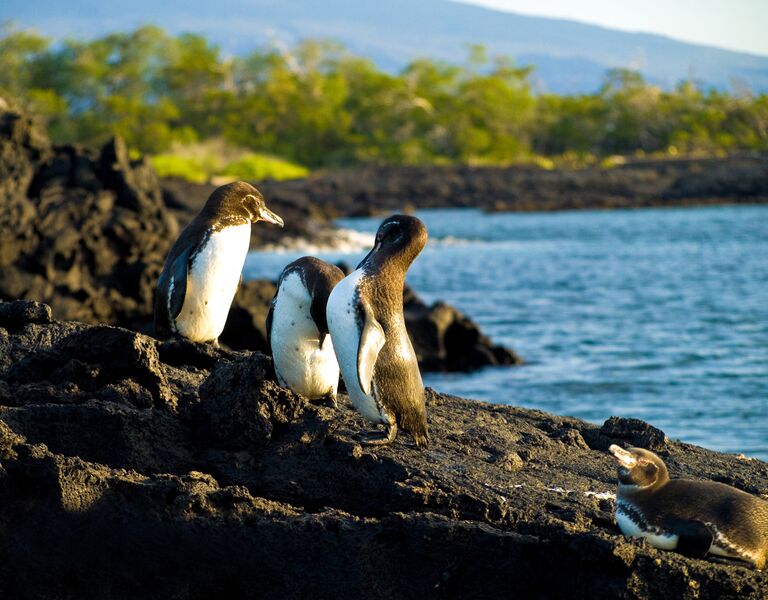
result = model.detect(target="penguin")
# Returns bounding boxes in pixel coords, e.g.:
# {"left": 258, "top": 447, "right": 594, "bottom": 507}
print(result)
{"left": 326, "top": 215, "right": 429, "bottom": 448}
{"left": 154, "top": 181, "right": 284, "bottom": 344}
{"left": 267, "top": 257, "right": 344, "bottom": 403}
{"left": 609, "top": 444, "right": 768, "bottom": 569}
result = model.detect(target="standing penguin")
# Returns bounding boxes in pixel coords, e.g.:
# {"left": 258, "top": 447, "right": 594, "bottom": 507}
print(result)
{"left": 154, "top": 181, "right": 284, "bottom": 344}
{"left": 267, "top": 257, "right": 344, "bottom": 403}
{"left": 326, "top": 215, "right": 429, "bottom": 447}
{"left": 609, "top": 444, "right": 768, "bottom": 569}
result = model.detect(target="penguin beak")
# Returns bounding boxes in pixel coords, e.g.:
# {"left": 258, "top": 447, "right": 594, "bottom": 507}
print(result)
{"left": 257, "top": 206, "right": 284, "bottom": 227}
{"left": 356, "top": 247, "right": 374, "bottom": 269}
{"left": 356, "top": 242, "right": 379, "bottom": 269}
{"left": 609, "top": 444, "right": 637, "bottom": 468}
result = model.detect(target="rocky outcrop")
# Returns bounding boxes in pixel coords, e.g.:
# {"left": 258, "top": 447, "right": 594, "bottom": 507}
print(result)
{"left": 403, "top": 286, "right": 522, "bottom": 371}
{"left": 220, "top": 279, "right": 277, "bottom": 352}
{"left": 0, "top": 300, "right": 766, "bottom": 599}
{"left": 0, "top": 110, "right": 178, "bottom": 331}
{"left": 0, "top": 111, "right": 52, "bottom": 268}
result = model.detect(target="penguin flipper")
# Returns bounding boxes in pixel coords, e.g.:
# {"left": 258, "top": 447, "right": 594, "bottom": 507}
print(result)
{"left": 673, "top": 520, "right": 714, "bottom": 558}
{"left": 310, "top": 288, "right": 330, "bottom": 337}
{"left": 167, "top": 247, "right": 192, "bottom": 320}
{"left": 357, "top": 308, "right": 385, "bottom": 396}
{"left": 265, "top": 297, "right": 275, "bottom": 350}
{"left": 154, "top": 245, "right": 192, "bottom": 338}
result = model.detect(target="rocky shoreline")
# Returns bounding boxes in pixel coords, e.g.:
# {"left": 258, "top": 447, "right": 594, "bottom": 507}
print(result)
{"left": 0, "top": 301, "right": 766, "bottom": 599}
{"left": 162, "top": 154, "right": 768, "bottom": 242}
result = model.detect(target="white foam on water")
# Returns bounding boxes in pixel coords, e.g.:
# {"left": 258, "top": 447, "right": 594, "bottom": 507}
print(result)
{"left": 257, "top": 228, "right": 375, "bottom": 254}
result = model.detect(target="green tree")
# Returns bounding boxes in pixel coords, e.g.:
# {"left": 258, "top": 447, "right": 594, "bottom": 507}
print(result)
{"left": 2, "top": 25, "right": 766, "bottom": 168}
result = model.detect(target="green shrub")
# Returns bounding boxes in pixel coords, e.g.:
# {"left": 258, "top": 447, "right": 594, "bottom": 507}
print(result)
{"left": 149, "top": 145, "right": 309, "bottom": 183}
{"left": 219, "top": 153, "right": 309, "bottom": 181}
{"left": 149, "top": 155, "right": 212, "bottom": 183}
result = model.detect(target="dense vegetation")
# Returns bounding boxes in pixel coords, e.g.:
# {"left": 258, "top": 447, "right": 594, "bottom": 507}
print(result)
{"left": 2, "top": 24, "right": 767, "bottom": 174}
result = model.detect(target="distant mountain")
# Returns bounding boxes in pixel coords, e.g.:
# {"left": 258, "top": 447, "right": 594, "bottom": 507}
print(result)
{"left": 3, "top": 0, "right": 768, "bottom": 93}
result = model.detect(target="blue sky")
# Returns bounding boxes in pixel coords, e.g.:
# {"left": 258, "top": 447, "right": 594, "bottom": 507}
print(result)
{"left": 460, "top": 0, "right": 768, "bottom": 57}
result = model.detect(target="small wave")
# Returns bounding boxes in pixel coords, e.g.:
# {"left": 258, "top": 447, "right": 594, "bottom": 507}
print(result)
{"left": 256, "top": 228, "right": 376, "bottom": 254}
{"left": 256, "top": 226, "right": 482, "bottom": 254}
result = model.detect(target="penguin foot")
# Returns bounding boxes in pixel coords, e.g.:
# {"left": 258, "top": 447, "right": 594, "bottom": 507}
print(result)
{"left": 323, "top": 392, "right": 338, "bottom": 409}
{"left": 356, "top": 422, "right": 397, "bottom": 446}
{"left": 310, "top": 392, "right": 337, "bottom": 409}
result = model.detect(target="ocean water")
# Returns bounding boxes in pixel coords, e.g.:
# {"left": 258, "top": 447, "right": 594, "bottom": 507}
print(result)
{"left": 245, "top": 205, "right": 768, "bottom": 460}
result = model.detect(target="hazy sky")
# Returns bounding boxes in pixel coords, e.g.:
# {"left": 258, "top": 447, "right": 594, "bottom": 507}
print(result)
{"left": 460, "top": 0, "right": 768, "bottom": 57}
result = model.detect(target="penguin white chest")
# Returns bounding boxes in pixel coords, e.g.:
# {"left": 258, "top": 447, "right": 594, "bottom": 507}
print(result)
{"left": 270, "top": 272, "right": 339, "bottom": 399}
{"left": 174, "top": 224, "right": 251, "bottom": 342}
{"left": 326, "top": 269, "right": 388, "bottom": 424}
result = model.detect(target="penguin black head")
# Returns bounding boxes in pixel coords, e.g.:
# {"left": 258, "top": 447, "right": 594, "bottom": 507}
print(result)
{"left": 609, "top": 445, "right": 670, "bottom": 494}
{"left": 358, "top": 215, "right": 428, "bottom": 271}
{"left": 202, "top": 181, "right": 284, "bottom": 228}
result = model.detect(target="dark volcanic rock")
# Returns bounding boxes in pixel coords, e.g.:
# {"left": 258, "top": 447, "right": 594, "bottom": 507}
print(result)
{"left": 220, "top": 279, "right": 277, "bottom": 353}
{"left": 599, "top": 416, "right": 669, "bottom": 451}
{"left": 404, "top": 286, "right": 522, "bottom": 371}
{"left": 0, "top": 109, "right": 178, "bottom": 331}
{"left": 0, "top": 302, "right": 766, "bottom": 599}
{"left": 0, "top": 111, "right": 51, "bottom": 267}
{"left": 198, "top": 354, "right": 306, "bottom": 449}
{"left": 0, "top": 299, "right": 52, "bottom": 331}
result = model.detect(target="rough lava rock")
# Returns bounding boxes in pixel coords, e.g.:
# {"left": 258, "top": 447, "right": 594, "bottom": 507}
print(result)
{"left": 0, "top": 110, "right": 52, "bottom": 267}
{"left": 220, "top": 279, "right": 277, "bottom": 353}
{"left": 599, "top": 416, "right": 669, "bottom": 451}
{"left": 403, "top": 286, "right": 522, "bottom": 371}
{"left": 198, "top": 354, "right": 307, "bottom": 449}
{"left": 0, "top": 108, "right": 178, "bottom": 332}
{"left": 0, "top": 300, "right": 766, "bottom": 599}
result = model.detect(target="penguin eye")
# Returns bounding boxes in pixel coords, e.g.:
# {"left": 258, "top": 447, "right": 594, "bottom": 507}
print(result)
{"left": 379, "top": 221, "right": 400, "bottom": 241}
{"left": 243, "top": 194, "right": 263, "bottom": 215}
{"left": 639, "top": 461, "right": 658, "bottom": 479}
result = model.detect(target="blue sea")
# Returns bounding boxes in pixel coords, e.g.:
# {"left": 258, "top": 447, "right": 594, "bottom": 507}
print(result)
{"left": 245, "top": 205, "right": 768, "bottom": 460}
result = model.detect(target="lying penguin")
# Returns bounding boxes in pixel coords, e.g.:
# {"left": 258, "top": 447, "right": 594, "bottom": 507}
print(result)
{"left": 155, "top": 181, "right": 283, "bottom": 344}
{"left": 609, "top": 444, "right": 768, "bottom": 569}
{"left": 267, "top": 257, "right": 344, "bottom": 403}
{"left": 327, "top": 215, "right": 429, "bottom": 447}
